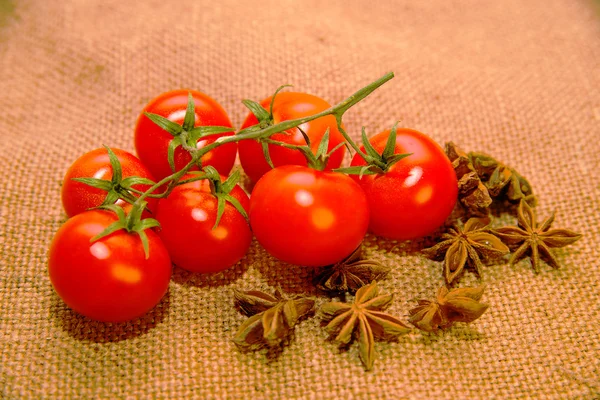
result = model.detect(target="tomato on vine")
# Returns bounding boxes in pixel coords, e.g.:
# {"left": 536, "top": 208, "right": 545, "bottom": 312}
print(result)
{"left": 347, "top": 126, "right": 458, "bottom": 240}
{"left": 134, "top": 90, "right": 236, "bottom": 180}
{"left": 238, "top": 91, "right": 346, "bottom": 183}
{"left": 249, "top": 165, "right": 369, "bottom": 267}
{"left": 61, "top": 147, "right": 157, "bottom": 217}
{"left": 48, "top": 209, "right": 172, "bottom": 323}
{"left": 154, "top": 169, "right": 252, "bottom": 273}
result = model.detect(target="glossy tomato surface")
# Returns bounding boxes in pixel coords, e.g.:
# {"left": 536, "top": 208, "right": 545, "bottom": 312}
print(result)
{"left": 134, "top": 90, "right": 236, "bottom": 180}
{"left": 48, "top": 210, "right": 172, "bottom": 322}
{"left": 249, "top": 165, "right": 369, "bottom": 267}
{"left": 155, "top": 175, "right": 252, "bottom": 273}
{"left": 238, "top": 92, "right": 346, "bottom": 183}
{"left": 61, "top": 147, "right": 157, "bottom": 217}
{"left": 351, "top": 128, "right": 458, "bottom": 240}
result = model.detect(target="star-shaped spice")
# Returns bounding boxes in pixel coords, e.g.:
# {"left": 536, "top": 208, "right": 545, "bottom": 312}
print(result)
{"left": 313, "top": 246, "right": 391, "bottom": 294}
{"left": 319, "top": 282, "right": 411, "bottom": 371}
{"left": 232, "top": 288, "right": 315, "bottom": 351}
{"left": 422, "top": 217, "right": 509, "bottom": 284}
{"left": 492, "top": 199, "right": 582, "bottom": 272}
{"left": 408, "top": 285, "right": 489, "bottom": 332}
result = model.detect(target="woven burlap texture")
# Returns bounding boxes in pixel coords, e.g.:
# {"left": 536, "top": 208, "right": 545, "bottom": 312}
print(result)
{"left": 1, "top": 0, "right": 599, "bottom": 398}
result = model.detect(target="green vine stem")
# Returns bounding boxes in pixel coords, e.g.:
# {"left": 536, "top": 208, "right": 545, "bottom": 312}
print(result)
{"left": 129, "top": 72, "right": 395, "bottom": 213}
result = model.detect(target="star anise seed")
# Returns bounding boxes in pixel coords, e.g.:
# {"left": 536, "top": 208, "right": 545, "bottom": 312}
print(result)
{"left": 313, "top": 246, "right": 391, "bottom": 294}
{"left": 422, "top": 217, "right": 509, "bottom": 284}
{"left": 319, "top": 281, "right": 411, "bottom": 371}
{"left": 408, "top": 285, "right": 489, "bottom": 332}
{"left": 492, "top": 199, "right": 582, "bottom": 272}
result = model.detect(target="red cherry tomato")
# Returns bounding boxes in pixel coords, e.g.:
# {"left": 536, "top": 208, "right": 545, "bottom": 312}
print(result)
{"left": 155, "top": 175, "right": 252, "bottom": 273}
{"left": 350, "top": 128, "right": 458, "bottom": 240}
{"left": 249, "top": 165, "right": 369, "bottom": 267}
{"left": 61, "top": 147, "right": 157, "bottom": 217}
{"left": 238, "top": 92, "right": 346, "bottom": 183}
{"left": 134, "top": 90, "right": 236, "bottom": 180}
{"left": 48, "top": 210, "right": 172, "bottom": 323}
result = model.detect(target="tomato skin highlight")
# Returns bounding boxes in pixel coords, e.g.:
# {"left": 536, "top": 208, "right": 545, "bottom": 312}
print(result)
{"left": 134, "top": 90, "right": 236, "bottom": 180}
{"left": 249, "top": 165, "right": 369, "bottom": 267}
{"left": 238, "top": 92, "right": 346, "bottom": 183}
{"left": 155, "top": 175, "right": 252, "bottom": 273}
{"left": 351, "top": 128, "right": 458, "bottom": 240}
{"left": 61, "top": 147, "right": 157, "bottom": 217}
{"left": 48, "top": 210, "right": 172, "bottom": 323}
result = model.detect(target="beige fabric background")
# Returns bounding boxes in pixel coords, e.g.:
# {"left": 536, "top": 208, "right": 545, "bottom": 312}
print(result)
{"left": 1, "top": 0, "right": 599, "bottom": 398}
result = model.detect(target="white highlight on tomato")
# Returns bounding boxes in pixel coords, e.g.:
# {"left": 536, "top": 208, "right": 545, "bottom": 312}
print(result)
{"left": 403, "top": 166, "right": 423, "bottom": 187}
{"left": 168, "top": 109, "right": 198, "bottom": 123}
{"left": 294, "top": 190, "right": 314, "bottom": 207}
{"left": 93, "top": 167, "right": 110, "bottom": 180}
{"left": 89, "top": 242, "right": 110, "bottom": 260}
{"left": 191, "top": 208, "right": 208, "bottom": 222}
{"left": 286, "top": 171, "right": 316, "bottom": 186}
{"left": 196, "top": 139, "right": 208, "bottom": 149}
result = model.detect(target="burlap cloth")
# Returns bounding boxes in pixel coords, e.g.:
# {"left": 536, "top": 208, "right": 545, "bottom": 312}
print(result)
{"left": 1, "top": 0, "right": 599, "bottom": 398}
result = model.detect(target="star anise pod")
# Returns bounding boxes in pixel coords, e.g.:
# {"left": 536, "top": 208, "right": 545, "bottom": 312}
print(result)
{"left": 445, "top": 142, "right": 493, "bottom": 216}
{"left": 313, "top": 246, "right": 391, "bottom": 294}
{"left": 422, "top": 217, "right": 509, "bottom": 284}
{"left": 408, "top": 285, "right": 489, "bottom": 332}
{"left": 319, "top": 282, "right": 411, "bottom": 371}
{"left": 233, "top": 288, "right": 315, "bottom": 351}
{"left": 492, "top": 199, "right": 582, "bottom": 272}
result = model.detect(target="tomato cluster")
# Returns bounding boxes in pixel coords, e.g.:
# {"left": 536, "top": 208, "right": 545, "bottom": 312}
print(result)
{"left": 49, "top": 79, "right": 458, "bottom": 322}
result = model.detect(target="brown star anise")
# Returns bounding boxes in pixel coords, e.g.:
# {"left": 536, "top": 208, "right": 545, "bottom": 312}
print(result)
{"left": 492, "top": 200, "right": 582, "bottom": 272}
{"left": 233, "top": 288, "right": 315, "bottom": 351}
{"left": 313, "top": 246, "right": 391, "bottom": 294}
{"left": 422, "top": 217, "right": 509, "bottom": 284}
{"left": 319, "top": 282, "right": 411, "bottom": 371}
{"left": 408, "top": 285, "right": 489, "bottom": 332}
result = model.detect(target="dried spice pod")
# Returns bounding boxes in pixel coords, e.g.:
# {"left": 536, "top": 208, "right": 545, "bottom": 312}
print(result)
{"left": 445, "top": 142, "right": 493, "bottom": 216}
{"left": 492, "top": 200, "right": 582, "bottom": 272}
{"left": 408, "top": 285, "right": 489, "bottom": 332}
{"left": 319, "top": 282, "right": 411, "bottom": 371}
{"left": 233, "top": 288, "right": 315, "bottom": 351}
{"left": 422, "top": 217, "right": 509, "bottom": 284}
{"left": 313, "top": 246, "right": 391, "bottom": 294}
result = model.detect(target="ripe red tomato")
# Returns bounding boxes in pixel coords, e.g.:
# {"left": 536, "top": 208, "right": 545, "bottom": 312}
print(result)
{"left": 134, "top": 90, "right": 236, "bottom": 180}
{"left": 238, "top": 92, "right": 346, "bottom": 183}
{"left": 249, "top": 165, "right": 369, "bottom": 267}
{"left": 350, "top": 128, "right": 458, "bottom": 240}
{"left": 155, "top": 175, "right": 252, "bottom": 273}
{"left": 61, "top": 147, "right": 157, "bottom": 217}
{"left": 48, "top": 210, "right": 172, "bottom": 322}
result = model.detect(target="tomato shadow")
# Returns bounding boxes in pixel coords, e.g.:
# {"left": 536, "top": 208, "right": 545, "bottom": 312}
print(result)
{"left": 50, "top": 290, "right": 170, "bottom": 343}
{"left": 170, "top": 260, "right": 250, "bottom": 288}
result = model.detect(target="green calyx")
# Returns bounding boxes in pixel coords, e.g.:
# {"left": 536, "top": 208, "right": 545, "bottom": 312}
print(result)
{"left": 335, "top": 123, "right": 411, "bottom": 177}
{"left": 90, "top": 203, "right": 160, "bottom": 259}
{"left": 72, "top": 146, "right": 157, "bottom": 210}
{"left": 144, "top": 92, "right": 233, "bottom": 172}
{"left": 201, "top": 166, "right": 248, "bottom": 229}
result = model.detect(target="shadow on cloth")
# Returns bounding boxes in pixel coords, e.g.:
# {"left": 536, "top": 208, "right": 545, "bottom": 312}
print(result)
{"left": 170, "top": 261, "right": 249, "bottom": 288}
{"left": 49, "top": 290, "right": 170, "bottom": 343}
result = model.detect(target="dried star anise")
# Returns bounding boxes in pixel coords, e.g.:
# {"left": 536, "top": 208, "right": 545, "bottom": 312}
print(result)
{"left": 492, "top": 199, "right": 582, "bottom": 272}
{"left": 422, "top": 217, "right": 509, "bottom": 284}
{"left": 445, "top": 142, "right": 493, "bottom": 216}
{"left": 313, "top": 246, "right": 391, "bottom": 294}
{"left": 233, "top": 288, "right": 315, "bottom": 351}
{"left": 408, "top": 285, "right": 489, "bottom": 332}
{"left": 319, "top": 281, "right": 411, "bottom": 371}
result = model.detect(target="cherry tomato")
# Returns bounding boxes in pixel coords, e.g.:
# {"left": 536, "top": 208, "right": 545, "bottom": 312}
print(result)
{"left": 155, "top": 175, "right": 252, "bottom": 273}
{"left": 350, "top": 128, "right": 458, "bottom": 240}
{"left": 48, "top": 210, "right": 172, "bottom": 322}
{"left": 134, "top": 90, "right": 236, "bottom": 180}
{"left": 238, "top": 92, "right": 346, "bottom": 183}
{"left": 249, "top": 165, "right": 369, "bottom": 267}
{"left": 61, "top": 147, "right": 158, "bottom": 217}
